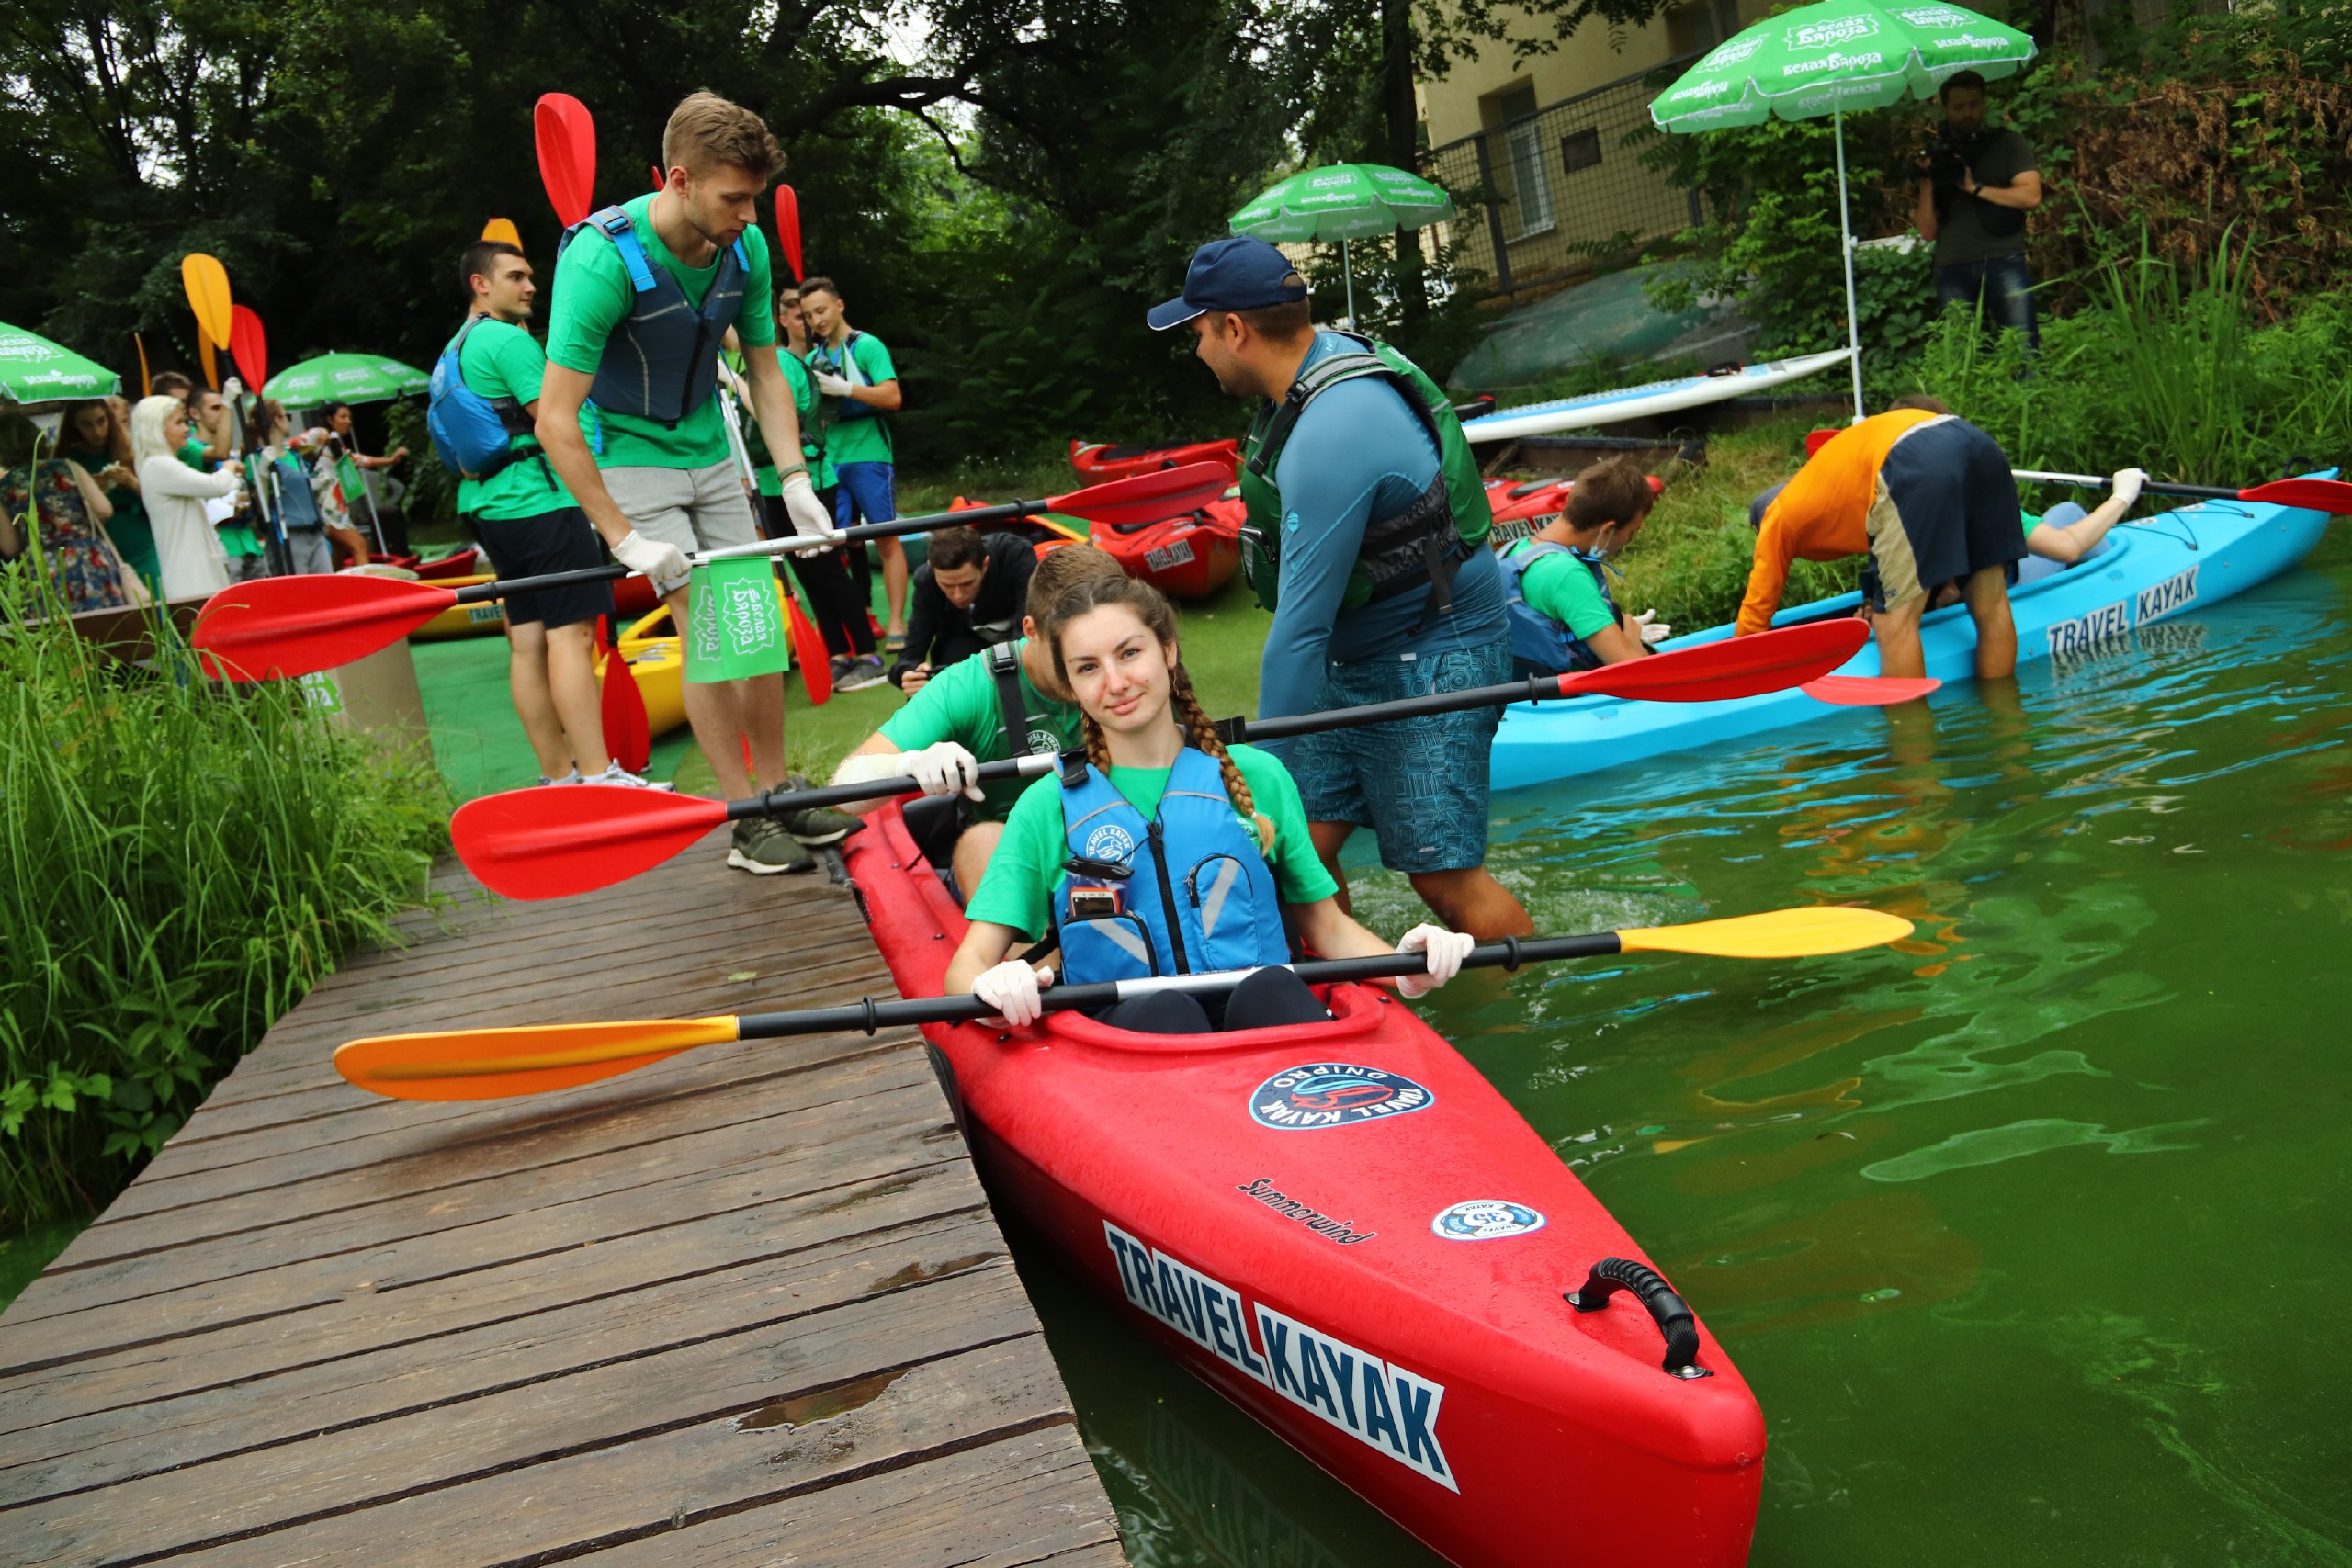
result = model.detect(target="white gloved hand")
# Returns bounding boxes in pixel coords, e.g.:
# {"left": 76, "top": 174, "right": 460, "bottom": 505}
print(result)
{"left": 974, "top": 958, "right": 1054, "bottom": 1028}
{"left": 813, "top": 370, "right": 854, "bottom": 399}
{"left": 906, "top": 740, "right": 984, "bottom": 801}
{"left": 1632, "top": 609, "right": 1673, "bottom": 646}
{"left": 780, "top": 468, "right": 835, "bottom": 546}
{"left": 1395, "top": 924, "right": 1476, "bottom": 998}
{"left": 612, "top": 529, "right": 689, "bottom": 585}
{"left": 2109, "top": 467, "right": 2147, "bottom": 510}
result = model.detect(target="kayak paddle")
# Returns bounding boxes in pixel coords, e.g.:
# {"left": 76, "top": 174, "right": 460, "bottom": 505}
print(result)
{"left": 334, "top": 905, "right": 1914, "bottom": 1102}
{"left": 192, "top": 462, "right": 1232, "bottom": 681}
{"left": 453, "top": 621, "right": 1928, "bottom": 901}
{"left": 534, "top": 93, "right": 595, "bottom": 228}
{"left": 598, "top": 617, "right": 650, "bottom": 774}
{"left": 2012, "top": 469, "right": 2352, "bottom": 513}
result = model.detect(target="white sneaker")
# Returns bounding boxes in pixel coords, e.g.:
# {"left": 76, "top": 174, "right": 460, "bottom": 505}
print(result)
{"left": 538, "top": 770, "right": 582, "bottom": 786}
{"left": 590, "top": 761, "right": 674, "bottom": 791}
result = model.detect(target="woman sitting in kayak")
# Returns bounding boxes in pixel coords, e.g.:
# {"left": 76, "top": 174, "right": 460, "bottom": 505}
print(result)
{"left": 943, "top": 572, "right": 1476, "bottom": 1035}
{"left": 1498, "top": 457, "right": 1668, "bottom": 677}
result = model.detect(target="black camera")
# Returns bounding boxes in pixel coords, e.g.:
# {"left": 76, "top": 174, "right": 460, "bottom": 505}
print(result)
{"left": 1917, "top": 136, "right": 1970, "bottom": 193}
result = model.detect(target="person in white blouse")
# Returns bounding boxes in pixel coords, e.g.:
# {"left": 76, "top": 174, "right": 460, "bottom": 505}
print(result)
{"left": 130, "top": 394, "right": 243, "bottom": 601}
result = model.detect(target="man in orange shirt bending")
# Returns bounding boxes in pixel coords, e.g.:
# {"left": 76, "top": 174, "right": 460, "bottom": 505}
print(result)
{"left": 1737, "top": 399, "right": 2024, "bottom": 680}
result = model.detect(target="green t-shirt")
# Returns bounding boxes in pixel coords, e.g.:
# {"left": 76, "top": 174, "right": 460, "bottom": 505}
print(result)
{"left": 1503, "top": 539, "right": 1617, "bottom": 641}
{"left": 451, "top": 316, "right": 576, "bottom": 521}
{"left": 544, "top": 192, "right": 777, "bottom": 470}
{"left": 876, "top": 638, "right": 1082, "bottom": 820}
{"left": 965, "top": 743, "right": 1338, "bottom": 940}
{"left": 751, "top": 352, "right": 835, "bottom": 495}
{"left": 1931, "top": 128, "right": 2036, "bottom": 266}
{"left": 809, "top": 331, "right": 897, "bottom": 468}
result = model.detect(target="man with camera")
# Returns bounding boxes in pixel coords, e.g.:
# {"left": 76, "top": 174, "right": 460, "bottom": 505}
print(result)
{"left": 1914, "top": 70, "right": 2043, "bottom": 348}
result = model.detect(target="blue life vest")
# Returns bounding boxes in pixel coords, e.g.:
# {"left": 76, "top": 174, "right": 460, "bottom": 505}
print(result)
{"left": 427, "top": 316, "right": 540, "bottom": 479}
{"left": 266, "top": 449, "right": 322, "bottom": 529}
{"left": 1501, "top": 540, "right": 1617, "bottom": 675}
{"left": 1054, "top": 749, "right": 1290, "bottom": 984}
{"left": 561, "top": 205, "right": 749, "bottom": 428}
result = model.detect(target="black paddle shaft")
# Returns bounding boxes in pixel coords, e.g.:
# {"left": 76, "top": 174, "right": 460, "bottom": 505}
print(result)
{"left": 733, "top": 931, "right": 1625, "bottom": 1041}
{"left": 450, "top": 499, "right": 1053, "bottom": 604}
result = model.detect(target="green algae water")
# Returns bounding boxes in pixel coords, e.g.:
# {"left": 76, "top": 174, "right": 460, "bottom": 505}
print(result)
{"left": 1025, "top": 536, "right": 2352, "bottom": 1567}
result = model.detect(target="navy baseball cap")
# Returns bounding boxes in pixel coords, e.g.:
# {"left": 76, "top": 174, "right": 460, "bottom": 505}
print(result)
{"left": 1148, "top": 238, "right": 1310, "bottom": 331}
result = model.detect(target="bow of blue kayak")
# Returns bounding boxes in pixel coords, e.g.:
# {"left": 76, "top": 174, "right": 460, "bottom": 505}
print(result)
{"left": 1491, "top": 477, "right": 2338, "bottom": 794}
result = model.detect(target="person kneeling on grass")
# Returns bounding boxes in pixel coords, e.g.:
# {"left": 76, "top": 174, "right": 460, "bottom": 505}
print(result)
{"left": 1498, "top": 457, "right": 1669, "bottom": 678}
{"left": 942, "top": 572, "right": 1476, "bottom": 1037}
{"left": 831, "top": 544, "right": 1127, "bottom": 894}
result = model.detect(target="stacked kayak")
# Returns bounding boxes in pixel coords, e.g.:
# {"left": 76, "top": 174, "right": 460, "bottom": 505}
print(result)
{"left": 1482, "top": 474, "right": 1665, "bottom": 548}
{"left": 407, "top": 573, "right": 506, "bottom": 639}
{"left": 1092, "top": 493, "right": 1244, "bottom": 599}
{"left": 1460, "top": 351, "right": 1853, "bottom": 445}
{"left": 413, "top": 547, "right": 481, "bottom": 581}
{"left": 1491, "top": 477, "right": 2339, "bottom": 792}
{"left": 1070, "top": 436, "right": 1240, "bottom": 484}
{"left": 841, "top": 807, "right": 1766, "bottom": 1568}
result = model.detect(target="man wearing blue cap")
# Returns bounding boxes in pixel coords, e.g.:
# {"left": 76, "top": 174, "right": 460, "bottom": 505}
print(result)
{"left": 1149, "top": 237, "right": 1530, "bottom": 940}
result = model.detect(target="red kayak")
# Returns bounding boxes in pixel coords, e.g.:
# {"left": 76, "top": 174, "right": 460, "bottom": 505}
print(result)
{"left": 1070, "top": 436, "right": 1241, "bottom": 485}
{"left": 1092, "top": 494, "right": 1243, "bottom": 600}
{"left": 841, "top": 807, "right": 1765, "bottom": 1567}
{"left": 1484, "top": 474, "right": 1665, "bottom": 547}
{"left": 413, "top": 547, "right": 482, "bottom": 581}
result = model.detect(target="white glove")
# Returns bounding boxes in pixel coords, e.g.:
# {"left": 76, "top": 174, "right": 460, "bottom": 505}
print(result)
{"left": 2109, "top": 468, "right": 2147, "bottom": 510}
{"left": 612, "top": 529, "right": 690, "bottom": 586}
{"left": 974, "top": 958, "right": 1054, "bottom": 1027}
{"left": 780, "top": 468, "right": 835, "bottom": 547}
{"left": 1632, "top": 609, "right": 1673, "bottom": 646}
{"left": 905, "top": 740, "right": 984, "bottom": 801}
{"left": 1395, "top": 924, "right": 1476, "bottom": 998}
{"left": 813, "top": 370, "right": 854, "bottom": 399}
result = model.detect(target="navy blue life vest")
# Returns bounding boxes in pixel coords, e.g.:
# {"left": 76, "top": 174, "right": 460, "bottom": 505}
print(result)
{"left": 1501, "top": 540, "right": 1617, "bottom": 675}
{"left": 1054, "top": 748, "right": 1290, "bottom": 984}
{"left": 427, "top": 315, "right": 540, "bottom": 479}
{"left": 561, "top": 205, "right": 749, "bottom": 429}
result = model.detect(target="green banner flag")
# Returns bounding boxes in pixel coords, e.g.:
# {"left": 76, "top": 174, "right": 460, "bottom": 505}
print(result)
{"left": 335, "top": 452, "right": 367, "bottom": 506}
{"left": 686, "top": 556, "right": 791, "bottom": 682}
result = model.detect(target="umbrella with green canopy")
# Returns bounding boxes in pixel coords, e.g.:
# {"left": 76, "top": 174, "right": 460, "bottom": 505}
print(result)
{"left": 1230, "top": 163, "right": 1457, "bottom": 327}
{"left": 0, "top": 322, "right": 121, "bottom": 403}
{"left": 1651, "top": 0, "right": 2036, "bottom": 420}
{"left": 264, "top": 351, "right": 430, "bottom": 406}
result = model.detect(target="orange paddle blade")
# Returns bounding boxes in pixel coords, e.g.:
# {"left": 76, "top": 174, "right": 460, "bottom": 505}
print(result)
{"left": 1046, "top": 463, "right": 1231, "bottom": 528}
{"left": 1804, "top": 674, "right": 1939, "bottom": 705}
{"left": 180, "top": 253, "right": 232, "bottom": 349}
{"left": 1562, "top": 620, "right": 1866, "bottom": 705}
{"left": 1620, "top": 906, "right": 1912, "bottom": 960}
{"left": 454, "top": 784, "right": 729, "bottom": 900}
{"left": 481, "top": 217, "right": 523, "bottom": 246}
{"left": 786, "top": 593, "right": 831, "bottom": 705}
{"left": 335, "top": 1014, "right": 741, "bottom": 1101}
{"left": 192, "top": 573, "right": 457, "bottom": 681}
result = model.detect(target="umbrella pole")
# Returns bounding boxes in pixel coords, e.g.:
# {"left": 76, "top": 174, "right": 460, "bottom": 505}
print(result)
{"left": 1834, "top": 107, "right": 1865, "bottom": 424}
{"left": 1342, "top": 237, "right": 1356, "bottom": 328}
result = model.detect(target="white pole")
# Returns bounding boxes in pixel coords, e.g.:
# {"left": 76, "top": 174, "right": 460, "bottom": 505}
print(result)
{"left": 1342, "top": 236, "right": 1357, "bottom": 327}
{"left": 1833, "top": 107, "right": 1866, "bottom": 423}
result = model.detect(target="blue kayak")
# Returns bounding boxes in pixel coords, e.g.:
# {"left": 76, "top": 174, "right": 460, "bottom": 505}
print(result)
{"left": 1490, "top": 476, "right": 2339, "bottom": 793}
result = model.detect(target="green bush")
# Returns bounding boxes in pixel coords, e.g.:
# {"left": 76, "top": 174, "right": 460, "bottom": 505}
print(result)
{"left": 0, "top": 557, "right": 447, "bottom": 1230}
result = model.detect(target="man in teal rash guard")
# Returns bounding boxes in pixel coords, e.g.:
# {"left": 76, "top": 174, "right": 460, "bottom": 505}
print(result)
{"left": 1148, "top": 238, "right": 1531, "bottom": 939}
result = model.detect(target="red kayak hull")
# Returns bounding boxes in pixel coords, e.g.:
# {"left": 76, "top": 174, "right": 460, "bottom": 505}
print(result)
{"left": 1092, "top": 497, "right": 1243, "bottom": 600}
{"left": 1070, "top": 436, "right": 1241, "bottom": 485}
{"left": 413, "top": 547, "right": 482, "bottom": 581}
{"left": 842, "top": 807, "right": 1765, "bottom": 1568}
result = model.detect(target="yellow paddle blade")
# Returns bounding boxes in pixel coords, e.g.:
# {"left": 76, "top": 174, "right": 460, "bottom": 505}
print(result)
{"left": 180, "top": 253, "right": 233, "bottom": 350}
{"left": 1618, "top": 906, "right": 1913, "bottom": 960}
{"left": 481, "top": 217, "right": 523, "bottom": 246}
{"left": 334, "top": 1016, "right": 741, "bottom": 1102}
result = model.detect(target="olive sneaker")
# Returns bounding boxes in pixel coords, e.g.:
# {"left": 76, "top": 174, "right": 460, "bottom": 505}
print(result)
{"left": 776, "top": 773, "right": 862, "bottom": 847}
{"left": 727, "top": 817, "right": 815, "bottom": 875}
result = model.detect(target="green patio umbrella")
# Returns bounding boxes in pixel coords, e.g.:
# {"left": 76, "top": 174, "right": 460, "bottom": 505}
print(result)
{"left": 1230, "top": 163, "right": 1457, "bottom": 327}
{"left": 0, "top": 322, "right": 120, "bottom": 403}
{"left": 1651, "top": 0, "right": 2036, "bottom": 420}
{"left": 264, "top": 351, "right": 429, "bottom": 406}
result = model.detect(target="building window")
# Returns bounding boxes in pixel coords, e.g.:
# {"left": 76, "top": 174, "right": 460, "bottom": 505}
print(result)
{"left": 1561, "top": 129, "right": 1602, "bottom": 175}
{"left": 1493, "top": 83, "right": 1555, "bottom": 240}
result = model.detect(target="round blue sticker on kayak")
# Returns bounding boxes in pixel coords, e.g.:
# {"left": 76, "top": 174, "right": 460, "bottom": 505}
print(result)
{"left": 1250, "top": 1063, "right": 1433, "bottom": 1131}
{"left": 1431, "top": 1201, "right": 1546, "bottom": 1241}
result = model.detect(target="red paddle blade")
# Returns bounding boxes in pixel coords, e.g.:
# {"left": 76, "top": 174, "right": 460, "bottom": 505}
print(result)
{"left": 2241, "top": 477, "right": 2352, "bottom": 513}
{"left": 229, "top": 304, "right": 267, "bottom": 389}
{"left": 1804, "top": 674, "right": 1940, "bottom": 705}
{"left": 454, "top": 785, "right": 727, "bottom": 900}
{"left": 775, "top": 185, "right": 804, "bottom": 280}
{"left": 1047, "top": 463, "right": 1232, "bottom": 528}
{"left": 1804, "top": 427, "right": 1840, "bottom": 457}
{"left": 535, "top": 93, "right": 595, "bottom": 227}
{"left": 786, "top": 594, "right": 831, "bottom": 705}
{"left": 600, "top": 627, "right": 651, "bottom": 773}
{"left": 192, "top": 574, "right": 456, "bottom": 682}
{"left": 1561, "top": 620, "right": 1867, "bottom": 705}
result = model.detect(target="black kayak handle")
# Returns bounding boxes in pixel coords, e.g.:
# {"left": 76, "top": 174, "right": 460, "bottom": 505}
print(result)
{"left": 1566, "top": 1257, "right": 1711, "bottom": 1380}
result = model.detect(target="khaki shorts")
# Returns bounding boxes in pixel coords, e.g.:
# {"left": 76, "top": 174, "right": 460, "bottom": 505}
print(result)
{"left": 602, "top": 461, "right": 757, "bottom": 595}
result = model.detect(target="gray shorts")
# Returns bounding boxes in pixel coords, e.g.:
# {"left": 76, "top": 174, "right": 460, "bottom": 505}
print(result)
{"left": 602, "top": 461, "right": 757, "bottom": 595}
{"left": 284, "top": 527, "right": 334, "bottom": 576}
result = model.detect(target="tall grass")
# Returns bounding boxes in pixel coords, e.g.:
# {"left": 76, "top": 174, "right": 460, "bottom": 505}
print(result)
{"left": 0, "top": 556, "right": 447, "bottom": 1230}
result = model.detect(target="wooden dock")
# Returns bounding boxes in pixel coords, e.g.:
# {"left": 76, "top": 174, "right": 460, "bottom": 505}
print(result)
{"left": 0, "top": 839, "right": 1127, "bottom": 1567}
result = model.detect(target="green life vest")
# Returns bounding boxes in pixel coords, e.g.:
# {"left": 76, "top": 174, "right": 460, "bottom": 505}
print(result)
{"left": 1237, "top": 334, "right": 1493, "bottom": 615}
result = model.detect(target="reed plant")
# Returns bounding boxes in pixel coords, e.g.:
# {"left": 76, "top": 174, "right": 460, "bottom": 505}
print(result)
{"left": 0, "top": 554, "right": 447, "bottom": 1231}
